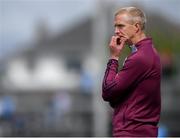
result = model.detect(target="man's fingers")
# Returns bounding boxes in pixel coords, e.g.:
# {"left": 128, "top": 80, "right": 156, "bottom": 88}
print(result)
{"left": 111, "top": 36, "right": 117, "bottom": 46}
{"left": 109, "top": 36, "right": 114, "bottom": 46}
{"left": 110, "top": 36, "right": 120, "bottom": 46}
{"left": 108, "top": 35, "right": 126, "bottom": 58}
{"left": 120, "top": 37, "right": 128, "bottom": 44}
{"left": 116, "top": 37, "right": 127, "bottom": 49}
{"left": 109, "top": 35, "right": 127, "bottom": 50}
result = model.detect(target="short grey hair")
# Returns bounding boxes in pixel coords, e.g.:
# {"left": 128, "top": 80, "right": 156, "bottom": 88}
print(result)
{"left": 115, "top": 7, "right": 147, "bottom": 30}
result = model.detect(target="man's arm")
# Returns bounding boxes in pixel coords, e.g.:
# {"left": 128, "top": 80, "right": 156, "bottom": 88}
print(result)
{"left": 102, "top": 56, "right": 145, "bottom": 102}
{"left": 102, "top": 35, "right": 145, "bottom": 104}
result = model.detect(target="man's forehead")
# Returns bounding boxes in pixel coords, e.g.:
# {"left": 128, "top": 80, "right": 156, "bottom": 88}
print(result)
{"left": 114, "top": 19, "right": 126, "bottom": 26}
{"left": 114, "top": 13, "right": 131, "bottom": 25}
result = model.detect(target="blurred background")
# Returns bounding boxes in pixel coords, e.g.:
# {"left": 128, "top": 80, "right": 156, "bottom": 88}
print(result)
{"left": 0, "top": 0, "right": 180, "bottom": 136}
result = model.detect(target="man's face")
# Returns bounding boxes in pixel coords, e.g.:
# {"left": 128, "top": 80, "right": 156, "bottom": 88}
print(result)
{"left": 114, "top": 13, "right": 137, "bottom": 44}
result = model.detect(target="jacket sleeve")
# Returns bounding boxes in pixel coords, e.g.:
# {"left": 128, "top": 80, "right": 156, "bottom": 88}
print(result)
{"left": 102, "top": 57, "right": 146, "bottom": 102}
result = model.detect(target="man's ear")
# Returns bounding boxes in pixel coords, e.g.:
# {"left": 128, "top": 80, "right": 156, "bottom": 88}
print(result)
{"left": 135, "top": 23, "right": 141, "bottom": 33}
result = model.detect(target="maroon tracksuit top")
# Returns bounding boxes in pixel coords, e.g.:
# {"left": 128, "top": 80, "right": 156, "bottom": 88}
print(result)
{"left": 102, "top": 38, "right": 161, "bottom": 137}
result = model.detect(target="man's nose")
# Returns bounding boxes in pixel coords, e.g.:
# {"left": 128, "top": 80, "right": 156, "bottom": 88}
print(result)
{"left": 115, "top": 27, "right": 120, "bottom": 35}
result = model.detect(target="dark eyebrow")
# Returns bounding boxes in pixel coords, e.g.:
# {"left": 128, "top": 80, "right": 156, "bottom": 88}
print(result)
{"left": 114, "top": 24, "right": 125, "bottom": 27}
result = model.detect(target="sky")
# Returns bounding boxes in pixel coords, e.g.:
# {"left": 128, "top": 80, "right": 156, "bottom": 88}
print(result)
{"left": 0, "top": 0, "right": 96, "bottom": 58}
{"left": 0, "top": 0, "right": 180, "bottom": 58}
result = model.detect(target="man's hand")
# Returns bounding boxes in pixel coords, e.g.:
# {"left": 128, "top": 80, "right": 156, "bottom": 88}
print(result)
{"left": 109, "top": 36, "right": 127, "bottom": 60}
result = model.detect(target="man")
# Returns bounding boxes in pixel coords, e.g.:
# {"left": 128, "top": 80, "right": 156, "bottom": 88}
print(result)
{"left": 102, "top": 7, "right": 161, "bottom": 137}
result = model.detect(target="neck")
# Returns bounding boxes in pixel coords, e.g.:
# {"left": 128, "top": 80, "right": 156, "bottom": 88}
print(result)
{"left": 131, "top": 32, "right": 146, "bottom": 45}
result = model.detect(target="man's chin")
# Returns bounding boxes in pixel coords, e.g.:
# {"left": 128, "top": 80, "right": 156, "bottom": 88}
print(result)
{"left": 125, "top": 40, "right": 132, "bottom": 46}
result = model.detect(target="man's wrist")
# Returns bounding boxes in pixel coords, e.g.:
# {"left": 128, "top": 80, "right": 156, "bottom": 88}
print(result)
{"left": 110, "top": 56, "right": 119, "bottom": 61}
